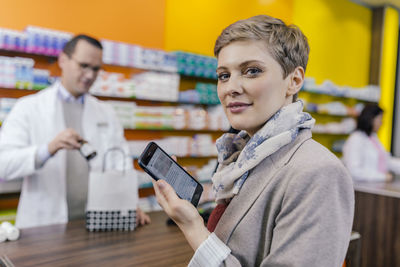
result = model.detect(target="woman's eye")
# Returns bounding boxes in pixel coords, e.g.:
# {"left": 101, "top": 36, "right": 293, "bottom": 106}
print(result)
{"left": 218, "top": 73, "right": 230, "bottom": 81}
{"left": 244, "top": 67, "right": 262, "bottom": 76}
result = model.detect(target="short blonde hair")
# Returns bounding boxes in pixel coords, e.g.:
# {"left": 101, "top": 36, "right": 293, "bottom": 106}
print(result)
{"left": 214, "top": 15, "right": 310, "bottom": 78}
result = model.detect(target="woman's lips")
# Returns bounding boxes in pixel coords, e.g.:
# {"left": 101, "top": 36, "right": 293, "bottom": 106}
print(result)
{"left": 227, "top": 102, "right": 252, "bottom": 113}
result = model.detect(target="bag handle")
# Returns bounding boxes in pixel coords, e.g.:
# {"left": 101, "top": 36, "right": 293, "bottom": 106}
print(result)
{"left": 102, "top": 147, "right": 126, "bottom": 173}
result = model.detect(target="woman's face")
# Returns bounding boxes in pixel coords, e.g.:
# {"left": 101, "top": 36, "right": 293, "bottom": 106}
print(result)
{"left": 372, "top": 113, "right": 383, "bottom": 133}
{"left": 216, "top": 40, "right": 303, "bottom": 136}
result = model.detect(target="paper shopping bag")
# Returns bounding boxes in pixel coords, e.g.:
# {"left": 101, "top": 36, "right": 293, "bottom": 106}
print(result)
{"left": 86, "top": 148, "right": 138, "bottom": 232}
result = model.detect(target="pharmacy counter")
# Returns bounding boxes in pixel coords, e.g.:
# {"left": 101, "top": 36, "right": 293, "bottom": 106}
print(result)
{"left": 353, "top": 179, "right": 400, "bottom": 267}
{"left": 0, "top": 211, "right": 192, "bottom": 267}
{"left": 354, "top": 178, "right": 400, "bottom": 198}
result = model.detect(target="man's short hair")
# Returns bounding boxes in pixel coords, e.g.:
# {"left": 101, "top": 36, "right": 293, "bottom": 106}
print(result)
{"left": 214, "top": 15, "right": 310, "bottom": 79}
{"left": 62, "top": 34, "right": 103, "bottom": 57}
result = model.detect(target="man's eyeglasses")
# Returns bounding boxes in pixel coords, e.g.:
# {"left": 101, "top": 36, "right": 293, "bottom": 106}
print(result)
{"left": 70, "top": 57, "right": 102, "bottom": 73}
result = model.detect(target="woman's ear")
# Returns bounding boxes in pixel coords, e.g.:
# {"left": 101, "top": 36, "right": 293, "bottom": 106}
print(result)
{"left": 286, "top": 66, "right": 305, "bottom": 97}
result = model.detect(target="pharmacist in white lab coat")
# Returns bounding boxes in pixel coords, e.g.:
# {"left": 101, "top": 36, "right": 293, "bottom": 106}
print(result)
{"left": 0, "top": 35, "right": 150, "bottom": 228}
{"left": 343, "top": 103, "right": 400, "bottom": 182}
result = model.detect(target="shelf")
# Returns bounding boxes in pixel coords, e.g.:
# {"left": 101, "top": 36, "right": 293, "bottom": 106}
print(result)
{"left": 96, "top": 94, "right": 219, "bottom": 106}
{"left": 0, "top": 124, "right": 226, "bottom": 135}
{"left": 0, "top": 49, "right": 168, "bottom": 73}
{"left": 0, "top": 49, "right": 219, "bottom": 81}
{"left": 138, "top": 187, "right": 155, "bottom": 198}
{"left": 312, "top": 131, "right": 350, "bottom": 136}
{"left": 0, "top": 87, "right": 39, "bottom": 98}
{"left": 306, "top": 110, "right": 356, "bottom": 118}
{"left": 124, "top": 128, "right": 224, "bottom": 138}
{"left": 0, "top": 87, "right": 219, "bottom": 106}
{"left": 0, "top": 49, "right": 57, "bottom": 61}
{"left": 179, "top": 73, "right": 217, "bottom": 82}
{"left": 96, "top": 94, "right": 183, "bottom": 106}
{"left": 0, "top": 192, "right": 20, "bottom": 210}
{"left": 300, "top": 88, "right": 378, "bottom": 103}
{"left": 139, "top": 179, "right": 212, "bottom": 191}
{"left": 125, "top": 129, "right": 224, "bottom": 145}
{"left": 126, "top": 127, "right": 225, "bottom": 132}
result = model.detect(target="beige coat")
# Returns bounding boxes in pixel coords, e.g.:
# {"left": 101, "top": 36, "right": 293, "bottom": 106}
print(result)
{"left": 215, "top": 130, "right": 354, "bottom": 266}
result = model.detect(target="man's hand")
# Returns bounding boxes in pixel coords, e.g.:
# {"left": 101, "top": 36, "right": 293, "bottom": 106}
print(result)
{"left": 48, "top": 128, "right": 83, "bottom": 155}
{"left": 136, "top": 207, "right": 151, "bottom": 226}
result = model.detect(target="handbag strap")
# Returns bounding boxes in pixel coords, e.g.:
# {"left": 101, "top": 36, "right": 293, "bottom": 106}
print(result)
{"left": 102, "top": 147, "right": 126, "bottom": 173}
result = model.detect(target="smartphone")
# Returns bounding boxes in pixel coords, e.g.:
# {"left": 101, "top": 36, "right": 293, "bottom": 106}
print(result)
{"left": 138, "top": 142, "right": 203, "bottom": 206}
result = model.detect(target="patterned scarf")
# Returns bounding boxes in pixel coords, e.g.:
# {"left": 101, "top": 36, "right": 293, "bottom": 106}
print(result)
{"left": 212, "top": 101, "right": 315, "bottom": 203}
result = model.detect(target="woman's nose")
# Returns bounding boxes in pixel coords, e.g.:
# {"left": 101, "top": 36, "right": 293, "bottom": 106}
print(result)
{"left": 225, "top": 77, "right": 243, "bottom": 96}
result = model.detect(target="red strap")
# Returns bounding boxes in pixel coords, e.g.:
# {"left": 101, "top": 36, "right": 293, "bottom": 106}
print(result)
{"left": 207, "top": 203, "right": 228, "bottom": 232}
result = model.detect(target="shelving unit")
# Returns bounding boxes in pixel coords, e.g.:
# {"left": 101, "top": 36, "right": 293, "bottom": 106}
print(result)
{"left": 299, "top": 86, "right": 379, "bottom": 155}
{"left": 0, "top": 46, "right": 223, "bottom": 211}
{"left": 300, "top": 87, "right": 379, "bottom": 103}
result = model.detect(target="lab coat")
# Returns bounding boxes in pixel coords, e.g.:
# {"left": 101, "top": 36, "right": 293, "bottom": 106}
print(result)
{"left": 342, "top": 131, "right": 400, "bottom": 181}
{"left": 0, "top": 83, "right": 131, "bottom": 228}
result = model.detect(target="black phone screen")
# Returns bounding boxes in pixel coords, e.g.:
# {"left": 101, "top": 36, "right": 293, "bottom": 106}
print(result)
{"left": 145, "top": 147, "right": 200, "bottom": 202}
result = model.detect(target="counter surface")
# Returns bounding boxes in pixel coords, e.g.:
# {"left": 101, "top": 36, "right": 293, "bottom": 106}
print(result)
{"left": 0, "top": 211, "right": 193, "bottom": 267}
{"left": 353, "top": 178, "right": 400, "bottom": 198}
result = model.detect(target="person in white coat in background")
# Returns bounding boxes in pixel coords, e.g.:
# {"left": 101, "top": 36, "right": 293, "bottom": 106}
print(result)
{"left": 0, "top": 34, "right": 150, "bottom": 228}
{"left": 343, "top": 103, "right": 400, "bottom": 182}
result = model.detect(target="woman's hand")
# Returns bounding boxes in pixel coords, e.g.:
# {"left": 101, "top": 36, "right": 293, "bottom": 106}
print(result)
{"left": 385, "top": 172, "right": 394, "bottom": 182}
{"left": 152, "top": 179, "right": 210, "bottom": 250}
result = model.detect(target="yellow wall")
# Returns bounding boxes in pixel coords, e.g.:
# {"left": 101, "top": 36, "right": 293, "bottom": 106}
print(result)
{"left": 378, "top": 7, "right": 399, "bottom": 150}
{"left": 0, "top": 0, "right": 166, "bottom": 48}
{"left": 292, "top": 0, "right": 372, "bottom": 87}
{"left": 165, "top": 0, "right": 372, "bottom": 88}
{"left": 164, "top": 0, "right": 294, "bottom": 56}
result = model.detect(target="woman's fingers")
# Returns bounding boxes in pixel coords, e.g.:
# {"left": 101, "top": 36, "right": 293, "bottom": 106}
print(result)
{"left": 153, "top": 180, "right": 180, "bottom": 212}
{"left": 157, "top": 180, "right": 179, "bottom": 203}
{"left": 152, "top": 180, "right": 170, "bottom": 211}
{"left": 152, "top": 180, "right": 191, "bottom": 221}
{"left": 152, "top": 180, "right": 163, "bottom": 201}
